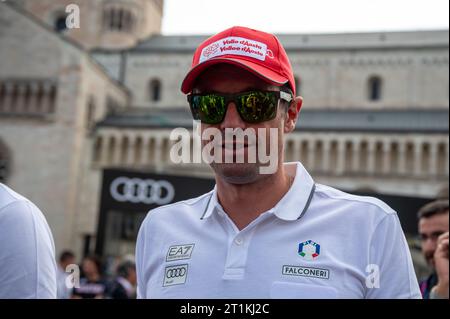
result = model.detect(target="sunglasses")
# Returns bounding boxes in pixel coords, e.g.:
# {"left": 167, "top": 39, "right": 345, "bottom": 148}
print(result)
{"left": 187, "top": 90, "right": 293, "bottom": 124}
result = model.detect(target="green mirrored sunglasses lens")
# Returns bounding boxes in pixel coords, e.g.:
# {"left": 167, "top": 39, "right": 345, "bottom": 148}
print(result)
{"left": 192, "top": 95, "right": 226, "bottom": 124}
{"left": 238, "top": 92, "right": 278, "bottom": 123}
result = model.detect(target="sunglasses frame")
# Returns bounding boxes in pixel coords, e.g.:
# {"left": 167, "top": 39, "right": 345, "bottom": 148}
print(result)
{"left": 187, "top": 90, "right": 293, "bottom": 124}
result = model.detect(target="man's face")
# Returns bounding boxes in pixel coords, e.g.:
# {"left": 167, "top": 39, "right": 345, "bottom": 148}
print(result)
{"left": 193, "top": 64, "right": 294, "bottom": 184}
{"left": 82, "top": 259, "right": 98, "bottom": 276}
{"left": 418, "top": 212, "right": 449, "bottom": 267}
{"left": 61, "top": 257, "right": 75, "bottom": 269}
{"left": 128, "top": 268, "right": 137, "bottom": 286}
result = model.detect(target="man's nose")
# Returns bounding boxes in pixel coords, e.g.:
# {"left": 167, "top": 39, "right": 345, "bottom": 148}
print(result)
{"left": 423, "top": 238, "right": 437, "bottom": 254}
{"left": 220, "top": 102, "right": 246, "bottom": 130}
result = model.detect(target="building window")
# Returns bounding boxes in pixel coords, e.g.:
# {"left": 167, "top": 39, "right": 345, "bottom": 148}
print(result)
{"left": 149, "top": 79, "right": 161, "bottom": 102}
{"left": 86, "top": 97, "right": 96, "bottom": 129}
{"left": 368, "top": 76, "right": 382, "bottom": 101}
{"left": 54, "top": 14, "right": 68, "bottom": 32}
{"left": 106, "top": 96, "right": 120, "bottom": 115}
{"left": 103, "top": 7, "right": 135, "bottom": 32}
{"left": 0, "top": 79, "right": 57, "bottom": 115}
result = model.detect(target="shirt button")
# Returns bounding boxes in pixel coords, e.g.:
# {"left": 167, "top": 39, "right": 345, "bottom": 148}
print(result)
{"left": 234, "top": 238, "right": 243, "bottom": 246}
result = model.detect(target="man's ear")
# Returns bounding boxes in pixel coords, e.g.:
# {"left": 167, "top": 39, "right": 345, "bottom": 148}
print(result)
{"left": 284, "top": 96, "right": 303, "bottom": 133}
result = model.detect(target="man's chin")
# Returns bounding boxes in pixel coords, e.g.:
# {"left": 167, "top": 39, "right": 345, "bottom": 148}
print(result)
{"left": 211, "top": 162, "right": 260, "bottom": 185}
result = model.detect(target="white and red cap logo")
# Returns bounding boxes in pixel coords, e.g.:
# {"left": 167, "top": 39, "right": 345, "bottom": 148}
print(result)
{"left": 181, "top": 26, "right": 296, "bottom": 96}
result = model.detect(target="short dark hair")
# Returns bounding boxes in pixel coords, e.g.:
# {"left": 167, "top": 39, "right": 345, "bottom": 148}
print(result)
{"left": 417, "top": 199, "right": 449, "bottom": 219}
{"left": 117, "top": 261, "right": 136, "bottom": 278}
{"left": 83, "top": 255, "right": 103, "bottom": 274}
{"left": 280, "top": 84, "right": 294, "bottom": 112}
{"left": 59, "top": 250, "right": 75, "bottom": 263}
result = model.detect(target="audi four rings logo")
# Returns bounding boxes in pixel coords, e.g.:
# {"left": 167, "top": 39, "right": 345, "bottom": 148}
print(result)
{"left": 166, "top": 267, "right": 187, "bottom": 278}
{"left": 110, "top": 177, "right": 175, "bottom": 205}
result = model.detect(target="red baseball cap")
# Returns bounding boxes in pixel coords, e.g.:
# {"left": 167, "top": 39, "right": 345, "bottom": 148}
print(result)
{"left": 181, "top": 26, "right": 296, "bottom": 96}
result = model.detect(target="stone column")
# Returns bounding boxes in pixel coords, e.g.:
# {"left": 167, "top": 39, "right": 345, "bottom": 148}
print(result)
{"left": 14, "top": 83, "right": 27, "bottom": 113}
{"left": 352, "top": 140, "right": 361, "bottom": 174}
{"left": 398, "top": 142, "right": 407, "bottom": 176}
{"left": 154, "top": 136, "right": 163, "bottom": 171}
{"left": 307, "top": 140, "right": 315, "bottom": 172}
{"left": 335, "top": 139, "right": 345, "bottom": 176}
{"left": 428, "top": 142, "right": 438, "bottom": 177}
{"left": 366, "top": 140, "right": 376, "bottom": 175}
{"left": 1, "top": 82, "right": 15, "bottom": 113}
{"left": 382, "top": 141, "right": 391, "bottom": 175}
{"left": 40, "top": 82, "right": 54, "bottom": 114}
{"left": 141, "top": 137, "right": 151, "bottom": 166}
{"left": 99, "top": 134, "right": 109, "bottom": 166}
{"left": 413, "top": 141, "right": 423, "bottom": 177}
{"left": 322, "top": 139, "right": 331, "bottom": 173}
{"left": 28, "top": 82, "right": 40, "bottom": 114}
{"left": 293, "top": 138, "right": 301, "bottom": 163}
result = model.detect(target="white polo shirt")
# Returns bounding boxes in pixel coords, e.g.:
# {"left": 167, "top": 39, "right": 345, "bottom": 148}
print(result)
{"left": 0, "top": 184, "right": 57, "bottom": 298}
{"left": 136, "top": 162, "right": 421, "bottom": 299}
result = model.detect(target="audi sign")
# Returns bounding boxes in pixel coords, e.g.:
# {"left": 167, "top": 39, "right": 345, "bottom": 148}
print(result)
{"left": 95, "top": 169, "right": 215, "bottom": 256}
{"left": 110, "top": 177, "right": 175, "bottom": 205}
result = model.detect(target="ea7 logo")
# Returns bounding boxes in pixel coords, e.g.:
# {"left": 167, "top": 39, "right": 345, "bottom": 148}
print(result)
{"left": 166, "top": 244, "right": 195, "bottom": 262}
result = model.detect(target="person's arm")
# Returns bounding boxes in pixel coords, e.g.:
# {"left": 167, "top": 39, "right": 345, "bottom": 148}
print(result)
{"left": 135, "top": 217, "right": 148, "bottom": 299}
{"left": 0, "top": 200, "right": 57, "bottom": 298}
{"left": 430, "top": 232, "right": 449, "bottom": 299}
{"left": 365, "top": 213, "right": 422, "bottom": 299}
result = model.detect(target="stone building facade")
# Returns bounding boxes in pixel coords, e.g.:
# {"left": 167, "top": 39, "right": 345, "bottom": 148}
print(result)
{"left": 0, "top": 3, "right": 129, "bottom": 252}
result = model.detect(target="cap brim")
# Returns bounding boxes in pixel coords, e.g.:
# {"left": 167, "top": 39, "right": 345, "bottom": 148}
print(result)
{"left": 181, "top": 57, "right": 288, "bottom": 94}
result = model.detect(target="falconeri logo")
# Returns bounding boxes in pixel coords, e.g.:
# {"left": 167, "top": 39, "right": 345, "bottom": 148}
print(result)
{"left": 298, "top": 240, "right": 321, "bottom": 261}
{"left": 282, "top": 265, "right": 330, "bottom": 280}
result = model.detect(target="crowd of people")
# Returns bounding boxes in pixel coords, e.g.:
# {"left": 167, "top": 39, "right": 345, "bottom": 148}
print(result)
{"left": 56, "top": 252, "right": 137, "bottom": 299}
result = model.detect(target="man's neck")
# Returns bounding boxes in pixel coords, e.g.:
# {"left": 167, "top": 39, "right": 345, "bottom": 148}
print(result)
{"left": 215, "top": 164, "right": 293, "bottom": 230}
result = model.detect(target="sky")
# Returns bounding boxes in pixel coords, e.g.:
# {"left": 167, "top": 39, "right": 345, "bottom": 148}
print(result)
{"left": 162, "top": 0, "right": 449, "bottom": 35}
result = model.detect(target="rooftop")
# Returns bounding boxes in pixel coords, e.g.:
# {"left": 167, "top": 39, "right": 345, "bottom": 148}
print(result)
{"left": 123, "top": 30, "right": 449, "bottom": 53}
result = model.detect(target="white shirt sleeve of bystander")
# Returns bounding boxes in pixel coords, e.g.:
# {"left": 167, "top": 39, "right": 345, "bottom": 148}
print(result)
{"left": 0, "top": 200, "right": 57, "bottom": 299}
{"left": 135, "top": 215, "right": 148, "bottom": 299}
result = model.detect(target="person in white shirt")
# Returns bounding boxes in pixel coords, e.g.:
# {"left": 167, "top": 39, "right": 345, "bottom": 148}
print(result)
{"left": 0, "top": 183, "right": 57, "bottom": 298}
{"left": 136, "top": 26, "right": 421, "bottom": 299}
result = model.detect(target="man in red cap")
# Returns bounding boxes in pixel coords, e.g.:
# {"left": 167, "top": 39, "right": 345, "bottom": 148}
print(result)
{"left": 136, "top": 26, "right": 421, "bottom": 299}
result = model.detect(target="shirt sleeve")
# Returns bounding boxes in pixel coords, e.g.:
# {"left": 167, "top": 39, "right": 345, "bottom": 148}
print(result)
{"left": 365, "top": 212, "right": 422, "bottom": 299}
{"left": 135, "top": 215, "right": 148, "bottom": 299}
{"left": 0, "top": 200, "right": 57, "bottom": 298}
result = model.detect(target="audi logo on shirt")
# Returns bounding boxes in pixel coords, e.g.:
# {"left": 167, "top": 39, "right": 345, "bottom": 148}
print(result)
{"left": 109, "top": 177, "right": 175, "bottom": 205}
{"left": 165, "top": 266, "right": 187, "bottom": 278}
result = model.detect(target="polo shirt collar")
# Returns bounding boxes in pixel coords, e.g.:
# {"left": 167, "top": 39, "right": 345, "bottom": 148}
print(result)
{"left": 201, "top": 162, "right": 316, "bottom": 221}
{"left": 200, "top": 186, "right": 219, "bottom": 220}
{"left": 272, "top": 161, "right": 316, "bottom": 221}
